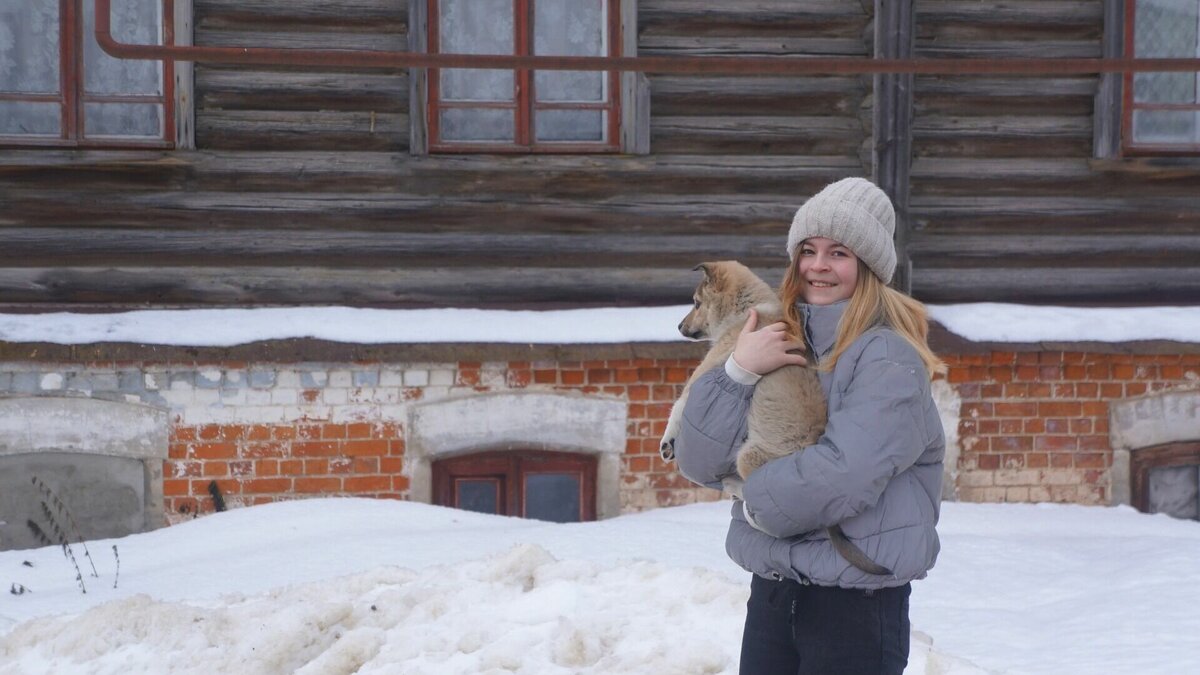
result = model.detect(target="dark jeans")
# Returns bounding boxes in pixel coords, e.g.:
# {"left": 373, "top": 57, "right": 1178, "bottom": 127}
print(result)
{"left": 739, "top": 574, "right": 910, "bottom": 675}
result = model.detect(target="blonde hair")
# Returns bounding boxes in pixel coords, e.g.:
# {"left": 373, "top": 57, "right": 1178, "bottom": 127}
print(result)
{"left": 781, "top": 258, "right": 946, "bottom": 379}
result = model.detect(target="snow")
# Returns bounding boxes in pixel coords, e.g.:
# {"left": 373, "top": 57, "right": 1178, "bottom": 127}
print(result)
{"left": 3, "top": 499, "right": 1199, "bottom": 674}
{"left": 1, "top": 304, "right": 1198, "bottom": 347}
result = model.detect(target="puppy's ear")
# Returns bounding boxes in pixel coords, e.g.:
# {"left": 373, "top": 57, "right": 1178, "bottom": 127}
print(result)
{"left": 693, "top": 262, "right": 715, "bottom": 282}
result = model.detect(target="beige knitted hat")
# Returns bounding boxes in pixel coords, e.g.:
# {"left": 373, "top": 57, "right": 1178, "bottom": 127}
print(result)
{"left": 786, "top": 177, "right": 897, "bottom": 283}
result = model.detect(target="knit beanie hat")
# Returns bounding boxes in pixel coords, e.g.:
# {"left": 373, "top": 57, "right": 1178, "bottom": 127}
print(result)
{"left": 786, "top": 177, "right": 897, "bottom": 283}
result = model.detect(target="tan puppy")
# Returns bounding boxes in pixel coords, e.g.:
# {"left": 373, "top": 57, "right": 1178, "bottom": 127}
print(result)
{"left": 660, "top": 261, "right": 891, "bottom": 576}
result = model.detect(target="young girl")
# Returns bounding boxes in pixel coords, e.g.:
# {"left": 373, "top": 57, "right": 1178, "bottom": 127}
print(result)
{"left": 673, "top": 177, "right": 945, "bottom": 675}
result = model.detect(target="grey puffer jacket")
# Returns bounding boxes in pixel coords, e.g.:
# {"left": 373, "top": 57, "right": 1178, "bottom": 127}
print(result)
{"left": 674, "top": 300, "right": 943, "bottom": 589}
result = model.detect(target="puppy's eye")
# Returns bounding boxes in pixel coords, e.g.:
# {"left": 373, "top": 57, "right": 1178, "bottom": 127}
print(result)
{"left": 693, "top": 299, "right": 700, "bottom": 308}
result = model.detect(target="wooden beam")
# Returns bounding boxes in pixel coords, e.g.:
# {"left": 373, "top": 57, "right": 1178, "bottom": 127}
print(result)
{"left": 873, "top": 0, "right": 914, "bottom": 291}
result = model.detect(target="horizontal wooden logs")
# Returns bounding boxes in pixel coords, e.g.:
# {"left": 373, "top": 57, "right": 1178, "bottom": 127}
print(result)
{"left": 0, "top": 266, "right": 784, "bottom": 307}
{"left": 196, "top": 110, "right": 407, "bottom": 151}
{"left": 650, "top": 75, "right": 865, "bottom": 116}
{"left": 651, "top": 116, "right": 864, "bottom": 155}
{"left": 195, "top": 0, "right": 406, "bottom": 31}
{"left": 912, "top": 266, "right": 1200, "bottom": 304}
{"left": 0, "top": 229, "right": 788, "bottom": 269}
{"left": 197, "top": 70, "right": 407, "bottom": 112}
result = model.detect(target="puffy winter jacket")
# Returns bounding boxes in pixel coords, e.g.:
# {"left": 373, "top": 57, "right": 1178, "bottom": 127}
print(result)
{"left": 674, "top": 300, "right": 944, "bottom": 589}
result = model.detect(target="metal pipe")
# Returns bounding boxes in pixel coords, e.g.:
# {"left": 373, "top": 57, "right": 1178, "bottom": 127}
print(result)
{"left": 97, "top": 0, "right": 1200, "bottom": 75}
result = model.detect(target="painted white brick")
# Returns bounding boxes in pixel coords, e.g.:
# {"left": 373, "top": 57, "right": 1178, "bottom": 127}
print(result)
{"left": 323, "top": 388, "right": 348, "bottom": 405}
{"left": 331, "top": 405, "right": 378, "bottom": 423}
{"left": 219, "top": 388, "right": 247, "bottom": 405}
{"left": 197, "top": 369, "right": 222, "bottom": 386}
{"left": 379, "top": 404, "right": 409, "bottom": 421}
{"left": 275, "top": 370, "right": 301, "bottom": 388}
{"left": 40, "top": 373, "right": 64, "bottom": 390}
{"left": 421, "top": 386, "right": 452, "bottom": 401}
{"left": 224, "top": 369, "right": 246, "bottom": 385}
{"left": 245, "top": 389, "right": 273, "bottom": 406}
{"left": 271, "top": 388, "right": 299, "bottom": 405}
{"left": 329, "top": 370, "right": 353, "bottom": 388}
{"left": 143, "top": 373, "right": 165, "bottom": 390}
{"left": 403, "top": 370, "right": 430, "bottom": 387}
{"left": 479, "top": 368, "right": 506, "bottom": 387}
{"left": 192, "top": 389, "right": 220, "bottom": 405}
{"left": 429, "top": 369, "right": 454, "bottom": 386}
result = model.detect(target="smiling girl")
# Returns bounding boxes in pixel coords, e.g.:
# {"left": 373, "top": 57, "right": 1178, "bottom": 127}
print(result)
{"left": 674, "top": 177, "right": 946, "bottom": 674}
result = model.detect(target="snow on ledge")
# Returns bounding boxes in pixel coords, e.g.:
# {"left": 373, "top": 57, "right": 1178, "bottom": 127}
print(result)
{"left": 0, "top": 304, "right": 1196, "bottom": 347}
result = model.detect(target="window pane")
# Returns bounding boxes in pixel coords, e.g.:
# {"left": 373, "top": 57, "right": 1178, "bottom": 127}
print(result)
{"left": 535, "top": 109, "right": 604, "bottom": 142}
{"left": 441, "top": 69, "right": 514, "bottom": 103}
{"left": 439, "top": 0, "right": 513, "bottom": 102}
{"left": 534, "top": 0, "right": 605, "bottom": 102}
{"left": 84, "top": 102, "right": 162, "bottom": 138}
{"left": 1148, "top": 465, "right": 1199, "bottom": 520}
{"left": 0, "top": 100, "right": 60, "bottom": 134}
{"left": 0, "top": 0, "right": 60, "bottom": 93}
{"left": 456, "top": 478, "right": 500, "bottom": 514}
{"left": 82, "top": 0, "right": 162, "bottom": 96}
{"left": 524, "top": 472, "right": 581, "bottom": 523}
{"left": 1133, "top": 109, "right": 1200, "bottom": 144}
{"left": 440, "top": 108, "right": 514, "bottom": 141}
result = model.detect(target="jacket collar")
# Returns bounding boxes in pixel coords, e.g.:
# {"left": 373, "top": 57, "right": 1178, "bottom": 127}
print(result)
{"left": 798, "top": 300, "right": 848, "bottom": 358}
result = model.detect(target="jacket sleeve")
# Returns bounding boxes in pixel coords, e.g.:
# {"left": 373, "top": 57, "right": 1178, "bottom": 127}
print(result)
{"left": 741, "top": 334, "right": 932, "bottom": 538}
{"left": 673, "top": 366, "right": 754, "bottom": 490}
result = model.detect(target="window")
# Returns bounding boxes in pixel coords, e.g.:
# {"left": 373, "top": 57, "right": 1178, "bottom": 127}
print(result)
{"left": 1123, "top": 0, "right": 1200, "bottom": 153}
{"left": 0, "top": 0, "right": 175, "bottom": 147}
{"left": 432, "top": 450, "right": 597, "bottom": 522}
{"left": 424, "top": 0, "right": 622, "bottom": 153}
{"left": 1131, "top": 442, "right": 1200, "bottom": 520}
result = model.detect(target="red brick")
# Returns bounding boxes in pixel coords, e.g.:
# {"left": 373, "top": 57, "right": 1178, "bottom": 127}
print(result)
{"left": 229, "top": 460, "right": 254, "bottom": 477}
{"left": 665, "top": 368, "right": 691, "bottom": 383}
{"left": 1076, "top": 382, "right": 1099, "bottom": 398}
{"left": 380, "top": 457, "right": 403, "bottom": 473}
{"left": 561, "top": 370, "right": 585, "bottom": 385}
{"left": 255, "top": 459, "right": 279, "bottom": 476}
{"left": 1125, "top": 383, "right": 1148, "bottom": 396}
{"left": 1015, "top": 366, "right": 1039, "bottom": 381}
{"left": 1079, "top": 435, "right": 1111, "bottom": 451}
{"left": 293, "top": 441, "right": 338, "bottom": 457}
{"left": 295, "top": 477, "right": 341, "bottom": 493}
{"left": 393, "top": 475, "right": 411, "bottom": 491}
{"left": 198, "top": 424, "right": 222, "bottom": 440}
{"left": 329, "top": 458, "right": 354, "bottom": 474}
{"left": 533, "top": 370, "right": 557, "bottom": 384}
{"left": 163, "top": 479, "right": 189, "bottom": 496}
{"left": 988, "top": 367, "right": 1014, "bottom": 382}
{"left": 994, "top": 402, "right": 1037, "bottom": 417}
{"left": 627, "top": 385, "right": 650, "bottom": 401}
{"left": 317, "top": 424, "right": 344, "bottom": 440}
{"left": 1074, "top": 452, "right": 1107, "bottom": 468}
{"left": 947, "top": 367, "right": 971, "bottom": 384}
{"left": 1015, "top": 352, "right": 1039, "bottom": 365}
{"left": 1112, "top": 364, "right": 1136, "bottom": 379}
{"left": 506, "top": 369, "right": 533, "bottom": 387}
{"left": 1023, "top": 418, "right": 1046, "bottom": 434}
{"left": 978, "top": 420, "right": 1000, "bottom": 434}
{"left": 457, "top": 369, "right": 481, "bottom": 386}
{"left": 344, "top": 476, "right": 391, "bottom": 492}
{"left": 1049, "top": 453, "right": 1073, "bottom": 468}
{"left": 1081, "top": 401, "right": 1108, "bottom": 417}
{"left": 990, "top": 351, "right": 1017, "bottom": 364}
{"left": 246, "top": 425, "right": 273, "bottom": 441}
{"left": 628, "top": 456, "right": 651, "bottom": 473}
{"left": 1063, "top": 365, "right": 1087, "bottom": 380}
{"left": 1069, "top": 419, "right": 1093, "bottom": 434}
{"left": 1026, "top": 453, "right": 1049, "bottom": 468}
{"left": 1038, "top": 401, "right": 1081, "bottom": 417}
{"left": 1099, "top": 383, "right": 1123, "bottom": 398}
{"left": 241, "top": 442, "right": 286, "bottom": 459}
{"left": 272, "top": 426, "right": 297, "bottom": 441}
{"left": 343, "top": 440, "right": 389, "bottom": 457}
{"left": 1000, "top": 453, "right": 1024, "bottom": 468}
{"left": 305, "top": 459, "right": 329, "bottom": 474}
{"left": 193, "top": 442, "right": 237, "bottom": 460}
{"left": 587, "top": 369, "right": 613, "bottom": 384}
{"left": 279, "top": 460, "right": 305, "bottom": 476}
{"left": 173, "top": 427, "right": 197, "bottom": 442}
{"left": 220, "top": 425, "right": 246, "bottom": 441}
{"left": 241, "top": 475, "right": 292, "bottom": 492}
{"left": 993, "top": 436, "right": 1033, "bottom": 452}
{"left": 1035, "top": 436, "right": 1077, "bottom": 451}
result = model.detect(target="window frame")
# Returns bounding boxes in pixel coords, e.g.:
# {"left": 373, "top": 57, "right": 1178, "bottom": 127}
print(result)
{"left": 1131, "top": 441, "right": 1200, "bottom": 519}
{"left": 0, "top": 0, "right": 184, "bottom": 149}
{"left": 432, "top": 450, "right": 597, "bottom": 521}
{"left": 425, "top": 0, "right": 621, "bottom": 153}
{"left": 1120, "top": 0, "right": 1200, "bottom": 156}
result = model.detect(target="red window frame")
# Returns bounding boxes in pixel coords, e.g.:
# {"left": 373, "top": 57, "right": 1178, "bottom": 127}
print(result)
{"left": 426, "top": 0, "right": 621, "bottom": 153}
{"left": 1122, "top": 0, "right": 1200, "bottom": 155}
{"left": 432, "top": 450, "right": 597, "bottom": 521}
{"left": 0, "top": 0, "right": 175, "bottom": 149}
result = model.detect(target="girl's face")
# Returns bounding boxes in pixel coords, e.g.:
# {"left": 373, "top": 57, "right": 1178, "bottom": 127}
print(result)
{"left": 797, "top": 237, "right": 859, "bottom": 305}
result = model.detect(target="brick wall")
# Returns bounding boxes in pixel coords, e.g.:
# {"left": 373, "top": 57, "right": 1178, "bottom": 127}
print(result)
{"left": 3, "top": 346, "right": 1198, "bottom": 524}
{"left": 947, "top": 351, "right": 1200, "bottom": 505}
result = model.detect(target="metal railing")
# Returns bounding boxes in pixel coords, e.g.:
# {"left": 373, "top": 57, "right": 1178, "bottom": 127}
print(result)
{"left": 96, "top": 0, "right": 1200, "bottom": 76}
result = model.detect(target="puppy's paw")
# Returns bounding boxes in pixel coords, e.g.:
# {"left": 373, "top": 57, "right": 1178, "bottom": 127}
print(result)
{"left": 659, "top": 438, "right": 675, "bottom": 461}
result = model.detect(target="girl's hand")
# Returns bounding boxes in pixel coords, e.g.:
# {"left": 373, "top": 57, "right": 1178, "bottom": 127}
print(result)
{"left": 731, "top": 309, "right": 809, "bottom": 375}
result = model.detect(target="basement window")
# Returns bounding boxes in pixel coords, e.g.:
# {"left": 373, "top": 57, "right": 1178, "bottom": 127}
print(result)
{"left": 432, "top": 450, "right": 597, "bottom": 522}
{"left": 1131, "top": 442, "right": 1200, "bottom": 520}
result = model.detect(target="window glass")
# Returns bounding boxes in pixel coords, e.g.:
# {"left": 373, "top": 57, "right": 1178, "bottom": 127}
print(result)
{"left": 524, "top": 472, "right": 581, "bottom": 523}
{"left": 0, "top": 0, "right": 60, "bottom": 93}
{"left": 1132, "top": 0, "right": 1200, "bottom": 145}
{"left": 534, "top": 0, "right": 605, "bottom": 103}
{"left": 439, "top": 0, "right": 514, "bottom": 102}
{"left": 0, "top": 101, "right": 60, "bottom": 134}
{"left": 84, "top": 102, "right": 162, "bottom": 137}
{"left": 1147, "top": 465, "right": 1199, "bottom": 520}
{"left": 440, "top": 108, "right": 515, "bottom": 141}
{"left": 456, "top": 478, "right": 501, "bottom": 515}
{"left": 535, "top": 109, "right": 604, "bottom": 142}
{"left": 82, "top": 0, "right": 163, "bottom": 96}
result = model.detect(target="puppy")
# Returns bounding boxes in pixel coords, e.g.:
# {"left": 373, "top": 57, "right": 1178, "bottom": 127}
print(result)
{"left": 660, "top": 261, "right": 891, "bottom": 576}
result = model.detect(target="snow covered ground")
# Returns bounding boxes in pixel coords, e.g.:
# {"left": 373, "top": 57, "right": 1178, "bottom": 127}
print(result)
{"left": 2, "top": 499, "right": 1198, "bottom": 674}
{"left": 1, "top": 304, "right": 1198, "bottom": 347}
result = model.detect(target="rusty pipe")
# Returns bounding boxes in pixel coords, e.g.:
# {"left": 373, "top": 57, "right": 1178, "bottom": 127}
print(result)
{"left": 98, "top": 0, "right": 1200, "bottom": 75}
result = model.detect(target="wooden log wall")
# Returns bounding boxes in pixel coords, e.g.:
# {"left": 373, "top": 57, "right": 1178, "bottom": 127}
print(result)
{"left": 907, "top": 0, "right": 1200, "bottom": 304}
{"left": 2, "top": 0, "right": 1197, "bottom": 309}
{"left": 0, "top": 0, "right": 873, "bottom": 308}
